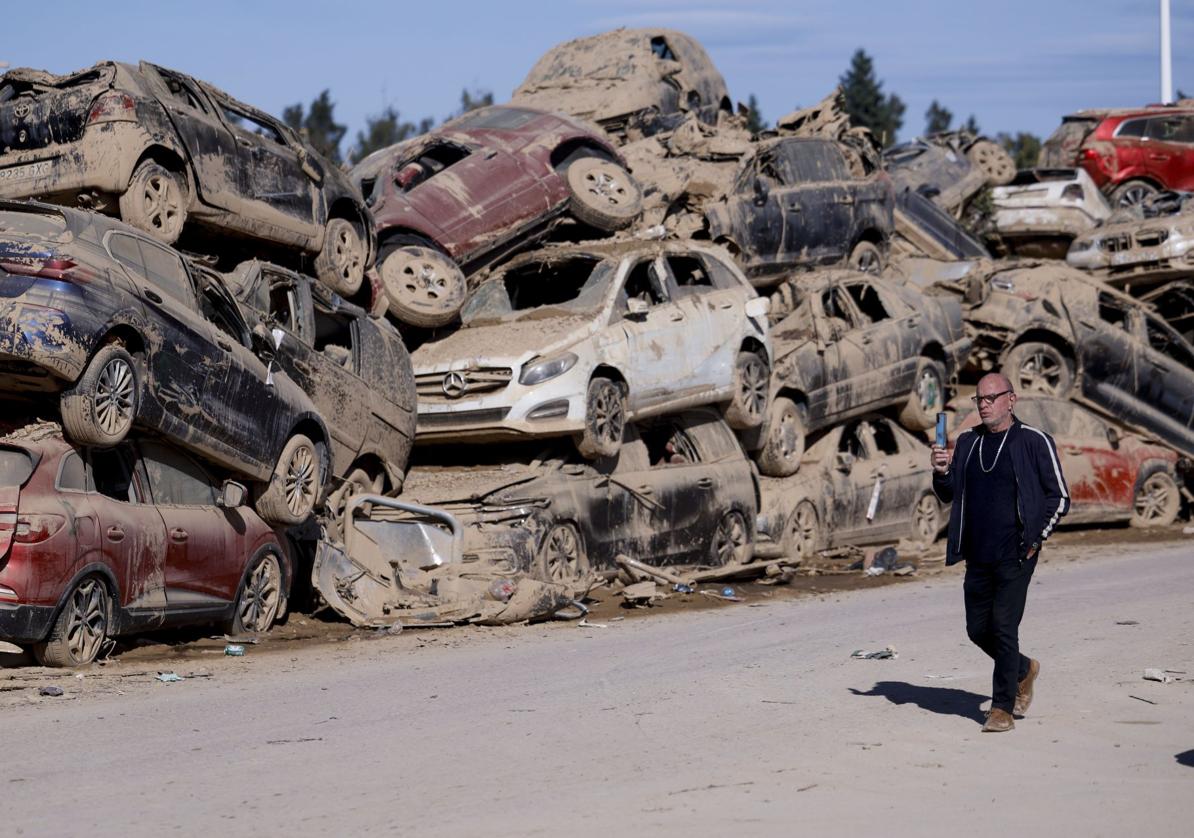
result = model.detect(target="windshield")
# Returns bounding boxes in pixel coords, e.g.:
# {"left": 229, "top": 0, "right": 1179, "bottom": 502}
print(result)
{"left": 460, "top": 256, "right": 615, "bottom": 326}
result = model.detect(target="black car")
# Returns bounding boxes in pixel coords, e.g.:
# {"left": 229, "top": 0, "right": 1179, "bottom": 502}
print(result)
{"left": 221, "top": 259, "right": 417, "bottom": 506}
{"left": 0, "top": 201, "right": 329, "bottom": 525}
{"left": 893, "top": 187, "right": 991, "bottom": 261}
{"left": 0, "top": 61, "right": 373, "bottom": 296}
{"left": 704, "top": 137, "right": 895, "bottom": 285}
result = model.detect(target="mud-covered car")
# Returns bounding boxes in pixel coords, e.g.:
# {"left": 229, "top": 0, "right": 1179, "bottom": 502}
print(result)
{"left": 892, "top": 187, "right": 991, "bottom": 261}
{"left": 511, "top": 28, "right": 732, "bottom": 142}
{"left": 0, "top": 61, "right": 372, "bottom": 295}
{"left": 411, "top": 241, "right": 771, "bottom": 459}
{"left": 705, "top": 137, "right": 894, "bottom": 284}
{"left": 988, "top": 168, "right": 1111, "bottom": 258}
{"left": 0, "top": 423, "right": 293, "bottom": 666}
{"left": 0, "top": 202, "right": 329, "bottom": 525}
{"left": 219, "top": 260, "right": 417, "bottom": 506}
{"left": 951, "top": 395, "right": 1185, "bottom": 528}
{"left": 405, "top": 410, "right": 758, "bottom": 576}
{"left": 1066, "top": 191, "right": 1194, "bottom": 288}
{"left": 752, "top": 270, "right": 970, "bottom": 476}
{"left": 350, "top": 106, "right": 642, "bottom": 327}
{"left": 957, "top": 261, "right": 1194, "bottom": 457}
{"left": 883, "top": 131, "right": 1016, "bottom": 215}
{"left": 755, "top": 415, "right": 944, "bottom": 561}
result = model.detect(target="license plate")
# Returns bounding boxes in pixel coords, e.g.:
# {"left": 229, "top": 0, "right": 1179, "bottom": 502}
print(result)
{"left": 0, "top": 159, "right": 53, "bottom": 183}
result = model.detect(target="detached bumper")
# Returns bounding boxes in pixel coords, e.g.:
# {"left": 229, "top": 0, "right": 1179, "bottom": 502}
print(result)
{"left": 0, "top": 602, "right": 54, "bottom": 645}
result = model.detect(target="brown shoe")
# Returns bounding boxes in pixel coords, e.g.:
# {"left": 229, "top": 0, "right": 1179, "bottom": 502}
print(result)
{"left": 1014, "top": 658, "right": 1041, "bottom": 717}
{"left": 983, "top": 708, "right": 1015, "bottom": 732}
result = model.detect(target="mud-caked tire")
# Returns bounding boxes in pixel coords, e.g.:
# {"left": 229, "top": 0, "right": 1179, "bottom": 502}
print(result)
{"left": 910, "top": 492, "right": 942, "bottom": 547}
{"left": 755, "top": 397, "right": 806, "bottom": 477}
{"left": 847, "top": 241, "right": 884, "bottom": 274}
{"left": 535, "top": 522, "right": 591, "bottom": 585}
{"left": 119, "top": 159, "right": 188, "bottom": 244}
{"left": 313, "top": 218, "right": 366, "bottom": 296}
{"left": 898, "top": 358, "right": 946, "bottom": 432}
{"left": 710, "top": 510, "right": 751, "bottom": 566}
{"left": 60, "top": 343, "right": 139, "bottom": 448}
{"left": 781, "top": 501, "right": 820, "bottom": 561}
{"left": 255, "top": 434, "right": 322, "bottom": 526}
{"left": 576, "top": 377, "right": 626, "bottom": 460}
{"left": 1111, "top": 179, "right": 1159, "bottom": 209}
{"left": 33, "top": 577, "right": 111, "bottom": 668}
{"left": 966, "top": 140, "right": 1016, "bottom": 186}
{"left": 565, "top": 157, "right": 642, "bottom": 232}
{"left": 725, "top": 351, "right": 769, "bottom": 430}
{"left": 225, "top": 549, "right": 284, "bottom": 636}
{"left": 326, "top": 467, "right": 384, "bottom": 541}
{"left": 1002, "top": 342, "right": 1074, "bottom": 398}
{"left": 1131, "top": 470, "right": 1181, "bottom": 528}
{"left": 379, "top": 243, "right": 467, "bottom": 328}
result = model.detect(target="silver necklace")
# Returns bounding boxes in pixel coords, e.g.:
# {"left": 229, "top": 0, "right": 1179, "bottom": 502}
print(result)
{"left": 978, "top": 427, "right": 1011, "bottom": 473}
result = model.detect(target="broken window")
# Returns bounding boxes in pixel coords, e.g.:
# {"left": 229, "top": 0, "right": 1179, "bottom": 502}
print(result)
{"left": 90, "top": 448, "right": 137, "bottom": 504}
{"left": 650, "top": 37, "right": 677, "bottom": 62}
{"left": 1142, "top": 314, "right": 1194, "bottom": 368}
{"left": 1097, "top": 294, "right": 1131, "bottom": 331}
{"left": 621, "top": 258, "right": 668, "bottom": 310}
{"left": 268, "top": 278, "right": 300, "bottom": 334}
{"left": 396, "top": 142, "right": 471, "bottom": 192}
{"left": 844, "top": 283, "right": 890, "bottom": 325}
{"left": 700, "top": 254, "right": 742, "bottom": 291}
{"left": 219, "top": 100, "right": 286, "bottom": 146}
{"left": 56, "top": 451, "right": 88, "bottom": 493}
{"left": 313, "top": 309, "right": 355, "bottom": 369}
{"left": 460, "top": 257, "right": 615, "bottom": 325}
{"left": 643, "top": 423, "right": 699, "bottom": 467}
{"left": 159, "top": 76, "right": 206, "bottom": 111}
{"left": 140, "top": 441, "right": 216, "bottom": 506}
{"left": 665, "top": 255, "right": 712, "bottom": 297}
{"left": 839, "top": 424, "right": 867, "bottom": 459}
{"left": 820, "top": 286, "right": 858, "bottom": 336}
{"left": 869, "top": 421, "right": 900, "bottom": 456}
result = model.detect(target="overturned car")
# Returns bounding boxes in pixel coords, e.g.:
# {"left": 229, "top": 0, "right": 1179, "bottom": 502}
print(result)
{"left": 883, "top": 131, "right": 1015, "bottom": 216}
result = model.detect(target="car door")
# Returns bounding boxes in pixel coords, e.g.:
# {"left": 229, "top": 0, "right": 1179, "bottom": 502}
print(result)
{"left": 1110, "top": 117, "right": 1149, "bottom": 184}
{"left": 1044, "top": 400, "right": 1132, "bottom": 519}
{"left": 599, "top": 429, "right": 673, "bottom": 562}
{"left": 1138, "top": 310, "right": 1194, "bottom": 453}
{"left": 728, "top": 150, "right": 786, "bottom": 275}
{"left": 616, "top": 256, "right": 690, "bottom": 411}
{"left": 775, "top": 139, "right": 853, "bottom": 266}
{"left": 1074, "top": 293, "right": 1143, "bottom": 416}
{"left": 825, "top": 422, "right": 870, "bottom": 543}
{"left": 659, "top": 253, "right": 737, "bottom": 390}
{"left": 840, "top": 279, "right": 915, "bottom": 408}
{"left": 389, "top": 140, "right": 479, "bottom": 256}
{"left": 451, "top": 137, "right": 550, "bottom": 255}
{"left": 1143, "top": 116, "right": 1190, "bottom": 189}
{"left": 817, "top": 282, "right": 873, "bottom": 419}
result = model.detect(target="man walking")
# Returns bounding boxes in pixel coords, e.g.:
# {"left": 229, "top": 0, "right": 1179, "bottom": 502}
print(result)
{"left": 931, "top": 373, "right": 1070, "bottom": 732}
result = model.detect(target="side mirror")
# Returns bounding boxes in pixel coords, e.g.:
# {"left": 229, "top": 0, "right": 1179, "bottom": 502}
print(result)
{"left": 752, "top": 177, "right": 770, "bottom": 206}
{"left": 1106, "top": 426, "right": 1120, "bottom": 450}
{"left": 835, "top": 451, "right": 855, "bottom": 473}
{"left": 218, "top": 479, "right": 246, "bottom": 509}
{"left": 626, "top": 297, "right": 650, "bottom": 318}
{"left": 296, "top": 148, "right": 323, "bottom": 184}
{"left": 744, "top": 296, "right": 771, "bottom": 319}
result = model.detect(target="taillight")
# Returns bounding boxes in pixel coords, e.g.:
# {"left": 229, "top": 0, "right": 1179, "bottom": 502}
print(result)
{"left": 1061, "top": 184, "right": 1084, "bottom": 201}
{"left": 0, "top": 257, "right": 89, "bottom": 282}
{"left": 13, "top": 513, "right": 65, "bottom": 544}
{"left": 0, "top": 584, "right": 18, "bottom": 602}
{"left": 87, "top": 91, "right": 136, "bottom": 125}
{"left": 1081, "top": 148, "right": 1099, "bottom": 161}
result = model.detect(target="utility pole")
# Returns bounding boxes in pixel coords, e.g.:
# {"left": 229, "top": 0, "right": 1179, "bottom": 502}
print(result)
{"left": 1161, "top": 0, "right": 1173, "bottom": 103}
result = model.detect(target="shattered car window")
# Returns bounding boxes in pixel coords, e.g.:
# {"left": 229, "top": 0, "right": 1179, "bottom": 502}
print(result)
{"left": 1097, "top": 294, "right": 1132, "bottom": 331}
{"left": 644, "top": 423, "right": 699, "bottom": 467}
{"left": 90, "top": 448, "right": 137, "bottom": 504}
{"left": 220, "top": 102, "right": 285, "bottom": 146}
{"left": 396, "top": 142, "right": 470, "bottom": 192}
{"left": 460, "top": 257, "right": 614, "bottom": 326}
{"left": 140, "top": 441, "right": 217, "bottom": 507}
{"left": 650, "top": 37, "right": 677, "bottom": 62}
{"left": 870, "top": 421, "right": 900, "bottom": 455}
{"left": 665, "top": 255, "right": 712, "bottom": 297}
{"left": 844, "top": 283, "right": 890, "bottom": 324}
{"left": 777, "top": 141, "right": 849, "bottom": 183}
{"left": 314, "top": 310, "right": 356, "bottom": 369}
{"left": 839, "top": 423, "right": 867, "bottom": 458}
{"left": 621, "top": 259, "right": 668, "bottom": 309}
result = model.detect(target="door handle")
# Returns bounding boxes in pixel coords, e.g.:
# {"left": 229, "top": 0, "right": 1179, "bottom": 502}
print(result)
{"left": 145, "top": 290, "right": 163, "bottom": 304}
{"left": 105, "top": 526, "right": 125, "bottom": 543}
{"left": 1148, "top": 154, "right": 1168, "bottom": 161}
{"left": 697, "top": 477, "right": 714, "bottom": 490}
{"left": 170, "top": 528, "right": 189, "bottom": 543}
{"left": 236, "top": 136, "right": 252, "bottom": 148}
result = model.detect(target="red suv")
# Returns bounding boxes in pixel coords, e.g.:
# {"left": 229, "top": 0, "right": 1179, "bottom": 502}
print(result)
{"left": 0, "top": 423, "right": 293, "bottom": 666}
{"left": 1040, "top": 103, "right": 1194, "bottom": 207}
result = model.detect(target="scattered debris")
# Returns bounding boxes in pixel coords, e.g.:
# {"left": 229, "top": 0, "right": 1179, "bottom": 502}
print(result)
{"left": 1142, "top": 668, "right": 1183, "bottom": 683}
{"left": 38, "top": 686, "right": 64, "bottom": 697}
{"left": 852, "top": 646, "right": 898, "bottom": 660}
{"left": 1116, "top": 620, "right": 1140, "bottom": 626}
{"left": 224, "top": 645, "right": 246, "bottom": 657}
{"left": 1129, "top": 695, "right": 1158, "bottom": 705}
{"left": 578, "top": 619, "right": 608, "bottom": 629}
{"left": 155, "top": 673, "right": 184, "bottom": 683}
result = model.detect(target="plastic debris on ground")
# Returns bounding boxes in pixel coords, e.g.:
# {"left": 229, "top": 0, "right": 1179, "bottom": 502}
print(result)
{"left": 155, "top": 672, "right": 184, "bottom": 683}
{"left": 38, "top": 686, "right": 64, "bottom": 697}
{"left": 1142, "top": 668, "right": 1185, "bottom": 683}
{"left": 224, "top": 644, "right": 246, "bottom": 657}
{"left": 852, "top": 646, "right": 899, "bottom": 660}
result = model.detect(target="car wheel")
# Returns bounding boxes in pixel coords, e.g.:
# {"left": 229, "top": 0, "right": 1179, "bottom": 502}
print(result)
{"left": 379, "top": 244, "right": 467, "bottom": 328}
{"left": 33, "top": 577, "right": 111, "bottom": 667}
{"left": 710, "top": 510, "right": 751, "bottom": 566}
{"left": 60, "top": 343, "right": 139, "bottom": 448}
{"left": 576, "top": 377, "right": 626, "bottom": 460}
{"left": 326, "top": 467, "right": 384, "bottom": 541}
{"left": 1002, "top": 342, "right": 1074, "bottom": 398}
{"left": 755, "top": 397, "right": 805, "bottom": 477}
{"left": 898, "top": 358, "right": 946, "bottom": 432}
{"left": 966, "top": 140, "right": 1016, "bottom": 186}
{"left": 848, "top": 241, "right": 884, "bottom": 274}
{"left": 119, "top": 159, "right": 188, "bottom": 244}
{"left": 781, "top": 501, "right": 820, "bottom": 561}
{"left": 911, "top": 492, "right": 942, "bottom": 547}
{"left": 226, "top": 550, "right": 283, "bottom": 636}
{"left": 255, "top": 434, "right": 322, "bottom": 526}
{"left": 1131, "top": 471, "right": 1181, "bottom": 528}
{"left": 535, "top": 522, "right": 590, "bottom": 585}
{"left": 565, "top": 157, "right": 643, "bottom": 232}
{"left": 724, "top": 350, "right": 769, "bottom": 429}
{"left": 1111, "top": 180, "right": 1159, "bottom": 209}
{"left": 313, "top": 218, "right": 366, "bottom": 296}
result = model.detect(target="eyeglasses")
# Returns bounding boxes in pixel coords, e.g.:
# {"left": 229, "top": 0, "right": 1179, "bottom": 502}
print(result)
{"left": 972, "top": 389, "right": 1012, "bottom": 406}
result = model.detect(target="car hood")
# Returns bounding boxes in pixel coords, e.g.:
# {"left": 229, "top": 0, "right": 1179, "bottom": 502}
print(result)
{"left": 402, "top": 464, "right": 547, "bottom": 506}
{"left": 411, "top": 314, "right": 601, "bottom": 371}
{"left": 512, "top": 74, "right": 665, "bottom": 126}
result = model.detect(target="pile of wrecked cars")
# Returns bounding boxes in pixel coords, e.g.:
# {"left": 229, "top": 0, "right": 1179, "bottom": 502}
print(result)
{"left": 3, "top": 29, "right": 1192, "bottom": 666}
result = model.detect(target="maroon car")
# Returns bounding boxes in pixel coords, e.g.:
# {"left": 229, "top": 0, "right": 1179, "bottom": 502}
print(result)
{"left": 0, "top": 423, "right": 293, "bottom": 666}
{"left": 350, "top": 105, "right": 643, "bottom": 327}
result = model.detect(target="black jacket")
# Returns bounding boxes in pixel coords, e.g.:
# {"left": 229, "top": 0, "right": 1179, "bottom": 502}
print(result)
{"left": 933, "top": 417, "right": 1070, "bottom": 566}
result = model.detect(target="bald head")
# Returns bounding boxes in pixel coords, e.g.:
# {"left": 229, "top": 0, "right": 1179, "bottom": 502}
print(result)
{"left": 977, "top": 372, "right": 1014, "bottom": 394}
{"left": 975, "top": 372, "right": 1017, "bottom": 432}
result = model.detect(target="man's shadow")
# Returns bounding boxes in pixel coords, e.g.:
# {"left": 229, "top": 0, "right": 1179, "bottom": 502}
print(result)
{"left": 850, "top": 681, "right": 988, "bottom": 723}
{"left": 1176, "top": 749, "right": 1194, "bottom": 768}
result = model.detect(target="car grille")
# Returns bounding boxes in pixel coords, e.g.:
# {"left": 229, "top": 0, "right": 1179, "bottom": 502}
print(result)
{"left": 418, "top": 407, "right": 511, "bottom": 427}
{"left": 1100, "top": 233, "right": 1132, "bottom": 253}
{"left": 415, "top": 367, "right": 513, "bottom": 403}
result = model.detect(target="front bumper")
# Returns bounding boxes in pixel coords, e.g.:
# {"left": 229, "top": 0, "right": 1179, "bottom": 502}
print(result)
{"left": 0, "top": 602, "right": 55, "bottom": 645}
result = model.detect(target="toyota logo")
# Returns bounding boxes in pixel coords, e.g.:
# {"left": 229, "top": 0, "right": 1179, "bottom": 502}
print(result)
{"left": 442, "top": 371, "right": 466, "bottom": 398}
{"left": 14, "top": 104, "right": 30, "bottom": 119}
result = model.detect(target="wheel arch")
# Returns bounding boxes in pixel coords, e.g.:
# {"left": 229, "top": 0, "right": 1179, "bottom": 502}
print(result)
{"left": 126, "top": 145, "right": 195, "bottom": 203}
{"left": 550, "top": 139, "right": 617, "bottom": 171}
{"left": 1004, "top": 329, "right": 1077, "bottom": 367}
{"left": 376, "top": 226, "right": 446, "bottom": 257}
{"left": 47, "top": 564, "right": 122, "bottom": 639}
{"left": 740, "top": 335, "right": 769, "bottom": 364}
{"left": 590, "top": 364, "right": 628, "bottom": 392}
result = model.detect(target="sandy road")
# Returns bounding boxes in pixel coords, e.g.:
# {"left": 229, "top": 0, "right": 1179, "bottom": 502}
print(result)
{"left": 3, "top": 543, "right": 1192, "bottom": 837}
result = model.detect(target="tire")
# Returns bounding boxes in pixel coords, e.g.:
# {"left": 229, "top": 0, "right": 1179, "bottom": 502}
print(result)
{"left": 1131, "top": 470, "right": 1181, "bottom": 528}
{"left": 379, "top": 243, "right": 467, "bottom": 328}
{"left": 313, "top": 218, "right": 366, "bottom": 296}
{"left": 724, "top": 350, "right": 769, "bottom": 430}
{"left": 847, "top": 240, "right": 883, "bottom": 274}
{"left": 564, "top": 157, "right": 642, "bottom": 231}
{"left": 1002, "top": 342, "right": 1074, "bottom": 398}
{"left": 60, "top": 343, "right": 139, "bottom": 447}
{"left": 576, "top": 377, "right": 626, "bottom": 460}
{"left": 33, "top": 577, "right": 111, "bottom": 667}
{"left": 966, "top": 140, "right": 1016, "bottom": 186}
{"left": 897, "top": 358, "right": 946, "bottom": 432}
{"left": 326, "top": 466, "right": 384, "bottom": 541}
{"left": 755, "top": 397, "right": 806, "bottom": 477}
{"left": 710, "top": 510, "right": 751, "bottom": 566}
{"left": 1111, "top": 180, "right": 1159, "bottom": 209}
{"left": 910, "top": 492, "right": 942, "bottom": 547}
{"left": 781, "top": 501, "right": 820, "bottom": 561}
{"left": 119, "top": 159, "right": 188, "bottom": 244}
{"left": 225, "top": 550, "right": 283, "bottom": 636}
{"left": 535, "top": 522, "right": 590, "bottom": 584}
{"left": 255, "top": 434, "right": 322, "bottom": 526}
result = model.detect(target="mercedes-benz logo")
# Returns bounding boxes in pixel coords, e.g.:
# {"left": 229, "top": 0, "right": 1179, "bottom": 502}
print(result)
{"left": 442, "top": 371, "right": 466, "bottom": 398}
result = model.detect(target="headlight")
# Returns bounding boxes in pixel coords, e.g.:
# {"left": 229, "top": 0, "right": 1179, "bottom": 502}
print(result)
{"left": 519, "top": 352, "right": 578, "bottom": 386}
{"left": 1069, "top": 239, "right": 1094, "bottom": 253}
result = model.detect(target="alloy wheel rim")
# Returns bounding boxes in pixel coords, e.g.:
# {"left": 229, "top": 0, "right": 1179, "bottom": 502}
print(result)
{"left": 915, "top": 496, "right": 938, "bottom": 540}
{"left": 584, "top": 165, "right": 631, "bottom": 208}
{"left": 855, "top": 248, "right": 881, "bottom": 273}
{"left": 284, "top": 444, "right": 317, "bottom": 516}
{"left": 1118, "top": 185, "right": 1153, "bottom": 207}
{"left": 95, "top": 357, "right": 135, "bottom": 435}
{"left": 777, "top": 411, "right": 800, "bottom": 460}
{"left": 592, "top": 387, "right": 624, "bottom": 445}
{"left": 239, "top": 556, "right": 281, "bottom": 633}
{"left": 791, "top": 504, "right": 817, "bottom": 556}
{"left": 917, "top": 368, "right": 942, "bottom": 413}
{"left": 1018, "top": 351, "right": 1061, "bottom": 393}
{"left": 544, "top": 526, "right": 581, "bottom": 582}
{"left": 740, "top": 358, "right": 768, "bottom": 420}
{"left": 1135, "top": 475, "right": 1173, "bottom": 522}
{"left": 144, "top": 173, "right": 183, "bottom": 237}
{"left": 65, "top": 579, "right": 107, "bottom": 663}
{"left": 332, "top": 226, "right": 362, "bottom": 280}
{"left": 385, "top": 250, "right": 459, "bottom": 314}
{"left": 715, "top": 513, "right": 747, "bottom": 563}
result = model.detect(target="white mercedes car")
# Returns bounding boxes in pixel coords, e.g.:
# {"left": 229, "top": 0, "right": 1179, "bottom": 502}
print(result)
{"left": 411, "top": 241, "right": 772, "bottom": 458}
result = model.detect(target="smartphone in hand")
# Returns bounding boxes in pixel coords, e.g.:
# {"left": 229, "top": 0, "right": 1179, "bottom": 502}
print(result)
{"left": 935, "top": 412, "right": 948, "bottom": 448}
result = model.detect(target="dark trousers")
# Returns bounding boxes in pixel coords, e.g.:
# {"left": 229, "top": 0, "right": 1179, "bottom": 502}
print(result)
{"left": 963, "top": 556, "right": 1035, "bottom": 713}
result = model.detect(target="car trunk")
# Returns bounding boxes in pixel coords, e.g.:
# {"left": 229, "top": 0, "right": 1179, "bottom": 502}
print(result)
{"left": 0, "top": 65, "right": 115, "bottom": 153}
{"left": 0, "top": 446, "right": 37, "bottom": 559}
{"left": 1039, "top": 118, "right": 1099, "bottom": 168}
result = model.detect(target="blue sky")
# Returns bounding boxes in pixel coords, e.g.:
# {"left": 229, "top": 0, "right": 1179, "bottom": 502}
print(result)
{"left": 5, "top": 0, "right": 1192, "bottom": 154}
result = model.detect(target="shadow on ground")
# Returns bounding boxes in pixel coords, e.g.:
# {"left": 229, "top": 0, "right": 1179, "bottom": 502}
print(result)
{"left": 850, "top": 681, "right": 989, "bottom": 723}
{"left": 1177, "top": 750, "right": 1194, "bottom": 768}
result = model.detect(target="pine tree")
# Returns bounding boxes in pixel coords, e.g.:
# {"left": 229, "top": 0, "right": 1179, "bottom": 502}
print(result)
{"left": 745, "top": 94, "right": 766, "bottom": 134}
{"left": 458, "top": 88, "right": 494, "bottom": 115}
{"left": 996, "top": 132, "right": 1042, "bottom": 170}
{"left": 838, "top": 49, "right": 904, "bottom": 147}
{"left": 349, "top": 107, "right": 436, "bottom": 163}
{"left": 283, "top": 90, "right": 347, "bottom": 164}
{"left": 924, "top": 100, "right": 952, "bottom": 135}
{"left": 962, "top": 114, "right": 981, "bottom": 135}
